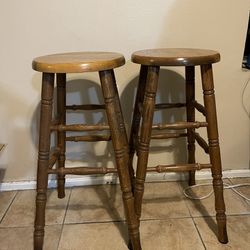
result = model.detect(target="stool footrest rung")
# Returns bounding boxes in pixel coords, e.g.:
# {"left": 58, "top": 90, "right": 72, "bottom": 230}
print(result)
{"left": 147, "top": 163, "right": 212, "bottom": 173}
{"left": 152, "top": 121, "right": 208, "bottom": 130}
{"left": 139, "top": 103, "right": 186, "bottom": 115}
{"left": 48, "top": 166, "right": 117, "bottom": 175}
{"left": 66, "top": 134, "right": 111, "bottom": 142}
{"left": 66, "top": 104, "right": 105, "bottom": 110}
{"left": 194, "top": 132, "right": 209, "bottom": 154}
{"left": 50, "top": 124, "right": 110, "bottom": 132}
{"left": 49, "top": 148, "right": 60, "bottom": 169}
{"left": 193, "top": 101, "right": 206, "bottom": 116}
{"left": 151, "top": 132, "right": 188, "bottom": 139}
{"left": 155, "top": 102, "right": 186, "bottom": 110}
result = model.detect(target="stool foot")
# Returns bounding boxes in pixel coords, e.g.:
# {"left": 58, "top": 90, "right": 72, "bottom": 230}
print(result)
{"left": 188, "top": 171, "right": 196, "bottom": 186}
{"left": 128, "top": 239, "right": 133, "bottom": 250}
{"left": 217, "top": 209, "right": 228, "bottom": 243}
{"left": 128, "top": 234, "right": 142, "bottom": 250}
{"left": 57, "top": 178, "right": 65, "bottom": 199}
{"left": 34, "top": 190, "right": 48, "bottom": 250}
{"left": 34, "top": 230, "right": 44, "bottom": 250}
{"left": 217, "top": 217, "right": 228, "bottom": 244}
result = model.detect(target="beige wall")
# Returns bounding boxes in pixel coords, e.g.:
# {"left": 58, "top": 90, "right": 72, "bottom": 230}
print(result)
{"left": 0, "top": 0, "right": 250, "bottom": 182}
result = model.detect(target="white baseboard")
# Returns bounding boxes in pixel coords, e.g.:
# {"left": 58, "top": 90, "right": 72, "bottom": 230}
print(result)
{"left": 0, "top": 169, "right": 250, "bottom": 191}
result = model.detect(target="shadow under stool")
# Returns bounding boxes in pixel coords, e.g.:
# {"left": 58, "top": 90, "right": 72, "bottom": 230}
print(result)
{"left": 32, "top": 52, "right": 141, "bottom": 250}
{"left": 128, "top": 48, "right": 228, "bottom": 244}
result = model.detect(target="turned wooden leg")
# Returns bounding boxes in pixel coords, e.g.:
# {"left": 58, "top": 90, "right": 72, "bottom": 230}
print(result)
{"left": 128, "top": 65, "right": 148, "bottom": 190}
{"left": 56, "top": 73, "right": 66, "bottom": 198}
{"left": 99, "top": 70, "right": 141, "bottom": 250}
{"left": 201, "top": 64, "right": 228, "bottom": 243}
{"left": 134, "top": 66, "right": 160, "bottom": 218}
{"left": 110, "top": 70, "right": 135, "bottom": 189}
{"left": 34, "top": 73, "right": 54, "bottom": 250}
{"left": 185, "top": 66, "right": 196, "bottom": 186}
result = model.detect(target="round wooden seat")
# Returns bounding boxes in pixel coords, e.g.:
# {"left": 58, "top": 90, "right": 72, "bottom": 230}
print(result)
{"left": 33, "top": 51, "right": 141, "bottom": 249}
{"left": 32, "top": 51, "right": 125, "bottom": 73}
{"left": 132, "top": 48, "right": 220, "bottom": 66}
{"left": 129, "top": 47, "right": 228, "bottom": 245}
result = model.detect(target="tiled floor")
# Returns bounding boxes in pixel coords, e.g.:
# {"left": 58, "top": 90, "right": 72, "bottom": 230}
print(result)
{"left": 0, "top": 178, "right": 250, "bottom": 250}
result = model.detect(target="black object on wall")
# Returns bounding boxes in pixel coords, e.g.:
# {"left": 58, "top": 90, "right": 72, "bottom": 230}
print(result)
{"left": 242, "top": 13, "right": 250, "bottom": 69}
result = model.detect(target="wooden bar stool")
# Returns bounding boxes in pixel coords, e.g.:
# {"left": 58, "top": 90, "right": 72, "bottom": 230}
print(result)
{"left": 129, "top": 48, "right": 228, "bottom": 244}
{"left": 32, "top": 52, "right": 141, "bottom": 250}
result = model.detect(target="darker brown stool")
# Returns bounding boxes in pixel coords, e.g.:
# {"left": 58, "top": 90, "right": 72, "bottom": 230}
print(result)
{"left": 32, "top": 52, "right": 141, "bottom": 250}
{"left": 129, "top": 48, "right": 228, "bottom": 243}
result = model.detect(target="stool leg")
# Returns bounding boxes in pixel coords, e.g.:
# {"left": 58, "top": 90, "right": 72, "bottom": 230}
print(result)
{"left": 201, "top": 64, "right": 228, "bottom": 243}
{"left": 56, "top": 73, "right": 66, "bottom": 198}
{"left": 34, "top": 73, "right": 54, "bottom": 250}
{"left": 134, "top": 66, "right": 160, "bottom": 218}
{"left": 128, "top": 65, "right": 148, "bottom": 190}
{"left": 99, "top": 70, "right": 141, "bottom": 250}
{"left": 185, "top": 66, "right": 196, "bottom": 186}
{"left": 110, "top": 70, "right": 135, "bottom": 189}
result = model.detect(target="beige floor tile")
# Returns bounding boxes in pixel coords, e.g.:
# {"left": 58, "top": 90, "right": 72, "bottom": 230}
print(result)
{"left": 140, "top": 218, "right": 205, "bottom": 250}
{"left": 228, "top": 177, "right": 250, "bottom": 205}
{"left": 179, "top": 179, "right": 250, "bottom": 217}
{"left": 0, "top": 225, "right": 61, "bottom": 250}
{"left": 0, "top": 191, "right": 16, "bottom": 222}
{"left": 59, "top": 219, "right": 205, "bottom": 250}
{"left": 65, "top": 185, "right": 124, "bottom": 224}
{"left": 1, "top": 189, "right": 70, "bottom": 227}
{"left": 141, "top": 182, "right": 190, "bottom": 219}
{"left": 58, "top": 222, "right": 129, "bottom": 250}
{"left": 194, "top": 215, "right": 250, "bottom": 250}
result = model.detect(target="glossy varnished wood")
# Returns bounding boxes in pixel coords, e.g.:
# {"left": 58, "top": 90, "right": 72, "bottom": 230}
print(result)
{"left": 134, "top": 66, "right": 160, "bottom": 218}
{"left": 33, "top": 53, "right": 141, "bottom": 250}
{"left": 130, "top": 48, "right": 228, "bottom": 244}
{"left": 128, "top": 65, "right": 148, "bottom": 192}
{"left": 32, "top": 52, "right": 125, "bottom": 73}
{"left": 34, "top": 73, "right": 54, "bottom": 250}
{"left": 185, "top": 66, "right": 196, "bottom": 185}
{"left": 99, "top": 70, "right": 141, "bottom": 250}
{"left": 56, "top": 73, "right": 66, "bottom": 199}
{"left": 200, "top": 64, "right": 228, "bottom": 243}
{"left": 132, "top": 48, "right": 220, "bottom": 66}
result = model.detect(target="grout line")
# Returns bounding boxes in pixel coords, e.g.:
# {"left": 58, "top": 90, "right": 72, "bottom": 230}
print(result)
{"left": 62, "top": 216, "right": 195, "bottom": 226}
{"left": 223, "top": 213, "right": 250, "bottom": 218}
{"left": 3, "top": 213, "right": 250, "bottom": 230}
{"left": 56, "top": 187, "right": 73, "bottom": 250}
{"left": 4, "top": 213, "right": 250, "bottom": 230}
{"left": 61, "top": 188, "right": 73, "bottom": 225}
{"left": 227, "top": 177, "right": 250, "bottom": 208}
{"left": 139, "top": 217, "right": 193, "bottom": 222}
{"left": 176, "top": 181, "right": 193, "bottom": 218}
{"left": 0, "top": 225, "right": 39, "bottom": 229}
{"left": 63, "top": 220, "right": 126, "bottom": 226}
{"left": 0, "top": 191, "right": 18, "bottom": 224}
{"left": 176, "top": 181, "right": 206, "bottom": 249}
{"left": 190, "top": 211, "right": 250, "bottom": 219}
{"left": 56, "top": 222, "right": 64, "bottom": 250}
{"left": 191, "top": 217, "right": 207, "bottom": 250}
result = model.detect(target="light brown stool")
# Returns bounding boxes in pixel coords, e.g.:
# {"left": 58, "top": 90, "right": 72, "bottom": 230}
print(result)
{"left": 129, "top": 48, "right": 228, "bottom": 244}
{"left": 32, "top": 52, "right": 141, "bottom": 250}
